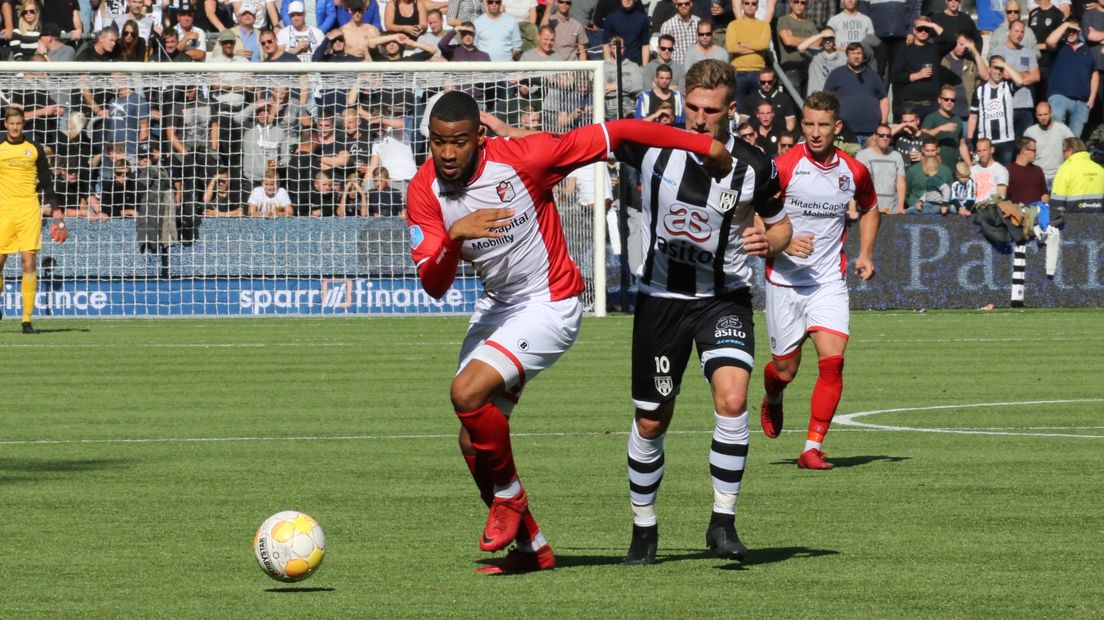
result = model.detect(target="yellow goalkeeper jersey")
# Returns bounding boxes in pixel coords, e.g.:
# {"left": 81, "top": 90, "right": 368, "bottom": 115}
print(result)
{"left": 0, "top": 137, "right": 53, "bottom": 212}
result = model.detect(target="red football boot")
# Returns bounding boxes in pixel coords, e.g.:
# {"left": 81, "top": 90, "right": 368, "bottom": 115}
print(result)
{"left": 760, "top": 395, "right": 784, "bottom": 439}
{"left": 476, "top": 544, "right": 556, "bottom": 574}
{"left": 479, "top": 490, "right": 528, "bottom": 552}
{"left": 797, "top": 448, "right": 833, "bottom": 470}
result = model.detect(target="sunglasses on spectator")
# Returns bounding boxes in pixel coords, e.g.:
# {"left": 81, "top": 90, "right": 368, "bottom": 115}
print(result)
{"left": 876, "top": 133, "right": 892, "bottom": 138}
{"left": 739, "top": 132, "right": 756, "bottom": 139}
{"left": 559, "top": 0, "right": 572, "bottom": 3}
{"left": 760, "top": 79, "right": 775, "bottom": 85}
{"left": 939, "top": 96, "right": 955, "bottom": 102}
{"left": 659, "top": 46, "right": 674, "bottom": 51}
{"left": 1006, "top": 8, "right": 1019, "bottom": 13}
{"left": 261, "top": 39, "right": 276, "bottom": 45}
{"left": 698, "top": 31, "right": 712, "bottom": 36}
{"left": 792, "top": 0, "right": 807, "bottom": 4}
{"left": 486, "top": 0, "right": 502, "bottom": 4}
{"left": 675, "top": 1, "right": 691, "bottom": 5}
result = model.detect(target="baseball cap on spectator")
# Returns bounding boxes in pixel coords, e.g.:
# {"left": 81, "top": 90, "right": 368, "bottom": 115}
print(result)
{"left": 39, "top": 22, "right": 62, "bottom": 38}
{"left": 218, "top": 30, "right": 237, "bottom": 43}
{"left": 288, "top": 1, "right": 306, "bottom": 14}
{"left": 177, "top": 4, "right": 195, "bottom": 13}
{"left": 137, "top": 143, "right": 151, "bottom": 157}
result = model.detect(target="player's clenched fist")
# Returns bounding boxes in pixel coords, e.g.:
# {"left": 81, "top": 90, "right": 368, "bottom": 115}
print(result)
{"left": 448, "top": 208, "right": 516, "bottom": 242}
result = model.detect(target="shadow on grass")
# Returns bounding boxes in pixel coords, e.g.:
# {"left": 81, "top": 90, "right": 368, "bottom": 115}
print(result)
{"left": 770, "top": 455, "right": 911, "bottom": 469}
{"left": 718, "top": 546, "right": 840, "bottom": 571}
{"left": 7, "top": 327, "right": 92, "bottom": 335}
{"left": 0, "top": 458, "right": 132, "bottom": 484}
{"left": 478, "top": 545, "right": 839, "bottom": 572}
{"left": 266, "top": 587, "right": 336, "bottom": 593}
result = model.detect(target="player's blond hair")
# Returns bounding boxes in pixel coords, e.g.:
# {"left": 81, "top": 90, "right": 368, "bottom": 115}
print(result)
{"left": 684, "top": 59, "right": 737, "bottom": 106}
{"left": 803, "top": 91, "right": 840, "bottom": 122}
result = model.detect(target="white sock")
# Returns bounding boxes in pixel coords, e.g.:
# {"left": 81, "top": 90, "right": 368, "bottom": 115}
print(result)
{"left": 494, "top": 477, "right": 522, "bottom": 499}
{"left": 804, "top": 439, "right": 822, "bottom": 452}
{"left": 627, "top": 423, "right": 665, "bottom": 526}
{"left": 710, "top": 411, "right": 749, "bottom": 515}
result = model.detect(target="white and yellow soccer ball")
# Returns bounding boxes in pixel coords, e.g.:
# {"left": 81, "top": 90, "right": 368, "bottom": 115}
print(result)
{"left": 253, "top": 511, "right": 326, "bottom": 582}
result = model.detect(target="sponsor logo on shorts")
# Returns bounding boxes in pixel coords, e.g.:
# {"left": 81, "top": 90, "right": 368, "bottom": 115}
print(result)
{"left": 717, "top": 189, "right": 740, "bottom": 213}
{"left": 496, "top": 180, "right": 516, "bottom": 203}
{"left": 517, "top": 339, "right": 529, "bottom": 352}
{"left": 654, "top": 375, "right": 673, "bottom": 397}
{"left": 715, "top": 315, "right": 746, "bottom": 343}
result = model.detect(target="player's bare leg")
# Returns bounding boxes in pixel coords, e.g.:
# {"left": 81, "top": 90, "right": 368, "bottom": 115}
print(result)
{"left": 624, "top": 400, "right": 675, "bottom": 565}
{"left": 796, "top": 331, "right": 848, "bottom": 470}
{"left": 762, "top": 347, "right": 802, "bottom": 438}
{"left": 704, "top": 367, "right": 750, "bottom": 561}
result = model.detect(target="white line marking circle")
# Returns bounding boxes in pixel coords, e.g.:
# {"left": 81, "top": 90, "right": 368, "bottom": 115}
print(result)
{"left": 834, "top": 399, "right": 1104, "bottom": 439}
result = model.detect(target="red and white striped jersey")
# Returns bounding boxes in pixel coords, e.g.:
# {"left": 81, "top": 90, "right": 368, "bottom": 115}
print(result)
{"left": 767, "top": 143, "right": 877, "bottom": 287}
{"left": 407, "top": 129, "right": 604, "bottom": 304}
{"left": 407, "top": 120, "right": 714, "bottom": 304}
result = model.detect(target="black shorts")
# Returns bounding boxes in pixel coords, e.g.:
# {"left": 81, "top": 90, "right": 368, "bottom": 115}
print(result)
{"left": 631, "top": 289, "right": 756, "bottom": 408}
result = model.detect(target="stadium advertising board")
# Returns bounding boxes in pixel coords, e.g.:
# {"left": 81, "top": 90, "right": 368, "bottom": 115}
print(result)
{"left": 837, "top": 214, "right": 1104, "bottom": 309}
{"left": 2, "top": 278, "right": 482, "bottom": 317}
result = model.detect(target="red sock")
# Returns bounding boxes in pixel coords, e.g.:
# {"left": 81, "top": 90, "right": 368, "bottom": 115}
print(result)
{"left": 764, "top": 360, "right": 792, "bottom": 399}
{"left": 808, "top": 355, "right": 844, "bottom": 443}
{"left": 461, "top": 423, "right": 539, "bottom": 543}
{"left": 462, "top": 454, "right": 494, "bottom": 507}
{"left": 455, "top": 402, "right": 518, "bottom": 488}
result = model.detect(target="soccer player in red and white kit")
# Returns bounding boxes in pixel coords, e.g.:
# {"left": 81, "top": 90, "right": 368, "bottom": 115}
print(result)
{"left": 407, "top": 91, "right": 734, "bottom": 573}
{"left": 761, "top": 91, "right": 880, "bottom": 470}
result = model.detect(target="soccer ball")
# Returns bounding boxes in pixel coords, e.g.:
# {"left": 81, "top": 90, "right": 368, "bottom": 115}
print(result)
{"left": 253, "top": 511, "right": 327, "bottom": 582}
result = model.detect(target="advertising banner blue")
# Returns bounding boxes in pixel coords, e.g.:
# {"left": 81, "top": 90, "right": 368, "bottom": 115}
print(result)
{"left": 3, "top": 277, "right": 482, "bottom": 317}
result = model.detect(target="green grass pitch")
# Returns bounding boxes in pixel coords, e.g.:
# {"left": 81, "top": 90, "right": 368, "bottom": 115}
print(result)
{"left": 1, "top": 310, "right": 1101, "bottom": 618}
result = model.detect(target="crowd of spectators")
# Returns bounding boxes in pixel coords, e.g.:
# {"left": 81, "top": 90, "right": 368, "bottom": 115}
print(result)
{"left": 2, "top": 0, "right": 1103, "bottom": 230}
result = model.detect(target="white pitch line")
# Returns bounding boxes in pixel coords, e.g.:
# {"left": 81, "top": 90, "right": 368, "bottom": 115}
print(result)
{"left": 835, "top": 399, "right": 1104, "bottom": 439}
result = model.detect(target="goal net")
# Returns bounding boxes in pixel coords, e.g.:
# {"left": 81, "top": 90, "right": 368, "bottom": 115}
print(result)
{"left": 0, "top": 60, "right": 609, "bottom": 318}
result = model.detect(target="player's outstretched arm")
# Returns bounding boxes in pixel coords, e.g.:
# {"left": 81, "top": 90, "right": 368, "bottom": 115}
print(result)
{"left": 854, "top": 206, "right": 880, "bottom": 281}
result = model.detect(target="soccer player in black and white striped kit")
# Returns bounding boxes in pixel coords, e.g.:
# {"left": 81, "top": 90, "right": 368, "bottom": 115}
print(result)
{"left": 615, "top": 59, "right": 793, "bottom": 565}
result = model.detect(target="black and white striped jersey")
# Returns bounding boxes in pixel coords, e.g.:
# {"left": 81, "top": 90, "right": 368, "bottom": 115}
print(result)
{"left": 971, "top": 81, "right": 1017, "bottom": 144}
{"left": 616, "top": 135, "right": 785, "bottom": 299}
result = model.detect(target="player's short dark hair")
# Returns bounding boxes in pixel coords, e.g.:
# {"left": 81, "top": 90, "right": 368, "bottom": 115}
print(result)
{"left": 4, "top": 106, "right": 24, "bottom": 120}
{"left": 803, "top": 91, "right": 840, "bottom": 122}
{"left": 658, "top": 33, "right": 675, "bottom": 45}
{"left": 685, "top": 59, "right": 737, "bottom": 106}
{"left": 656, "top": 63, "right": 673, "bottom": 76}
{"left": 430, "top": 91, "right": 480, "bottom": 127}
{"left": 845, "top": 41, "right": 864, "bottom": 54}
{"left": 1017, "top": 136, "right": 1036, "bottom": 153}
{"left": 922, "top": 137, "right": 939, "bottom": 149}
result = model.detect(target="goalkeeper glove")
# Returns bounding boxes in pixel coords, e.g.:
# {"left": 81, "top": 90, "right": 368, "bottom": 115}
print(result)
{"left": 50, "top": 217, "right": 69, "bottom": 244}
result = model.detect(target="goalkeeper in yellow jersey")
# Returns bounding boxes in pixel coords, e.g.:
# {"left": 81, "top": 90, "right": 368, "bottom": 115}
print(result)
{"left": 0, "top": 107, "right": 67, "bottom": 334}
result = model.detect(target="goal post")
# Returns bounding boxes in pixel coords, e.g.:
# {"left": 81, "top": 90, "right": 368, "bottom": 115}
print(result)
{"left": 0, "top": 60, "right": 609, "bottom": 317}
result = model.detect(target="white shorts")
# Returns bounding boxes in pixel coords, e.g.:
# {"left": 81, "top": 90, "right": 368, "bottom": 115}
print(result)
{"left": 765, "top": 279, "right": 850, "bottom": 358}
{"left": 458, "top": 296, "right": 583, "bottom": 413}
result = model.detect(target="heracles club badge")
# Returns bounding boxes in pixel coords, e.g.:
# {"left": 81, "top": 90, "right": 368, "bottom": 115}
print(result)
{"left": 717, "top": 189, "right": 740, "bottom": 213}
{"left": 654, "top": 375, "right": 673, "bottom": 397}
